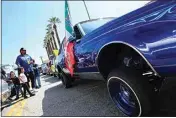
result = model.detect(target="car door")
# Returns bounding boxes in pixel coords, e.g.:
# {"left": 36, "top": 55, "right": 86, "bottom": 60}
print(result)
{"left": 72, "top": 25, "right": 97, "bottom": 73}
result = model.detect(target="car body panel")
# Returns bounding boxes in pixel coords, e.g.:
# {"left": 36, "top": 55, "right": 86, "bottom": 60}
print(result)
{"left": 0, "top": 79, "right": 11, "bottom": 103}
{"left": 1, "top": 65, "right": 14, "bottom": 79}
{"left": 57, "top": 1, "right": 176, "bottom": 78}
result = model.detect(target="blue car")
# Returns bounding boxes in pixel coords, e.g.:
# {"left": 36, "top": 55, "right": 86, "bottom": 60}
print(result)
{"left": 56, "top": 1, "right": 176, "bottom": 116}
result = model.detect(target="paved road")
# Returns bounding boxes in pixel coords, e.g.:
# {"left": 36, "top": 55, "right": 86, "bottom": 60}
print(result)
{"left": 1, "top": 75, "right": 123, "bottom": 116}
{"left": 1, "top": 74, "right": 176, "bottom": 116}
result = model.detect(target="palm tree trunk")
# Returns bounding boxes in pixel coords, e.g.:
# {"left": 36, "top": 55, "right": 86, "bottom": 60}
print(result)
{"left": 47, "top": 43, "right": 50, "bottom": 55}
{"left": 52, "top": 38, "right": 56, "bottom": 49}
{"left": 45, "top": 47, "right": 49, "bottom": 58}
{"left": 47, "top": 40, "right": 51, "bottom": 55}
{"left": 50, "top": 38, "right": 54, "bottom": 52}
{"left": 53, "top": 24, "right": 60, "bottom": 48}
{"left": 51, "top": 31, "right": 58, "bottom": 50}
{"left": 48, "top": 42, "right": 52, "bottom": 56}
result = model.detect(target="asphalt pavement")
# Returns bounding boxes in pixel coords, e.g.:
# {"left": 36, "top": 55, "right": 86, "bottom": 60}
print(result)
{"left": 1, "top": 74, "right": 123, "bottom": 116}
{"left": 1, "top": 74, "right": 176, "bottom": 116}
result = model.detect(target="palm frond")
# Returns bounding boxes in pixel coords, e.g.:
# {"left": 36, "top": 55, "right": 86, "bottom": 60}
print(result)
{"left": 48, "top": 17, "right": 61, "bottom": 24}
{"left": 47, "top": 24, "right": 52, "bottom": 27}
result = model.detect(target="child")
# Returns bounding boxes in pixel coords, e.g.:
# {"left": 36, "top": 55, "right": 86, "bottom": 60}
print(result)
{"left": 18, "top": 67, "right": 35, "bottom": 98}
{"left": 9, "top": 71, "right": 23, "bottom": 100}
{"left": 33, "top": 60, "right": 41, "bottom": 88}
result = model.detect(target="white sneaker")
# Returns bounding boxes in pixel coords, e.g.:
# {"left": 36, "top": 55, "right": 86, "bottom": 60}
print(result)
{"left": 32, "top": 88, "right": 38, "bottom": 92}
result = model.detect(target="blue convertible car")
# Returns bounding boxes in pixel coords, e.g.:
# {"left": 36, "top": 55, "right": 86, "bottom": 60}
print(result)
{"left": 56, "top": 0, "right": 176, "bottom": 116}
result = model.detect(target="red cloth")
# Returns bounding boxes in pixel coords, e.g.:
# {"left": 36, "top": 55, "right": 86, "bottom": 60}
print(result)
{"left": 65, "top": 42, "right": 75, "bottom": 76}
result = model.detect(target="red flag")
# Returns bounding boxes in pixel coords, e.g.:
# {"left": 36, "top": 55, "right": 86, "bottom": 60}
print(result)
{"left": 65, "top": 42, "right": 75, "bottom": 76}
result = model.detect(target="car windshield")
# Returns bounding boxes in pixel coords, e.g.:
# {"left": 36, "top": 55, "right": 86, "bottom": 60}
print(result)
{"left": 80, "top": 18, "right": 114, "bottom": 34}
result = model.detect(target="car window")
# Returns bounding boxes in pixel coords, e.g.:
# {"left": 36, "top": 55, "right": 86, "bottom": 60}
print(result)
{"left": 80, "top": 18, "right": 114, "bottom": 34}
{"left": 74, "top": 25, "right": 82, "bottom": 39}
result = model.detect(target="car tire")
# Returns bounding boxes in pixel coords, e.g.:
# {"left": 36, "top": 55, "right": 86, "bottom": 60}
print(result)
{"left": 107, "top": 67, "right": 155, "bottom": 116}
{"left": 57, "top": 73, "right": 61, "bottom": 79}
{"left": 60, "top": 72, "right": 72, "bottom": 88}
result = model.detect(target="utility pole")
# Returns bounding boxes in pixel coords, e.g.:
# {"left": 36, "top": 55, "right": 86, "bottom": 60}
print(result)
{"left": 83, "top": 0, "right": 91, "bottom": 20}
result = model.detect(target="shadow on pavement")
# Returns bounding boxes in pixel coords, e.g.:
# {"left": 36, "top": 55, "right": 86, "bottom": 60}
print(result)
{"left": 41, "top": 74, "right": 49, "bottom": 78}
{"left": 43, "top": 76, "right": 58, "bottom": 84}
{"left": 41, "top": 79, "right": 122, "bottom": 116}
{"left": 41, "top": 75, "right": 59, "bottom": 84}
{"left": 41, "top": 76, "right": 176, "bottom": 116}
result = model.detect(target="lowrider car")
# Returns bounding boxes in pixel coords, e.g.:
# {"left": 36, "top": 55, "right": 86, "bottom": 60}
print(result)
{"left": 56, "top": 1, "right": 176, "bottom": 116}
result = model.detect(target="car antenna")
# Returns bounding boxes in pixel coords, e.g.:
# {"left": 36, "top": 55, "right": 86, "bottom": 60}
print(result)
{"left": 83, "top": 0, "right": 91, "bottom": 20}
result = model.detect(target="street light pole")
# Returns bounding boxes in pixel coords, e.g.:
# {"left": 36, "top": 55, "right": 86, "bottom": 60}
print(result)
{"left": 83, "top": 0, "right": 91, "bottom": 20}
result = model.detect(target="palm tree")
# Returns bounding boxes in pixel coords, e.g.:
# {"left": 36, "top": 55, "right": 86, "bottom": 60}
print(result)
{"left": 43, "top": 38, "right": 49, "bottom": 58}
{"left": 45, "top": 35, "right": 52, "bottom": 56}
{"left": 46, "top": 24, "right": 57, "bottom": 50}
{"left": 48, "top": 17, "right": 61, "bottom": 47}
{"left": 47, "top": 33, "right": 55, "bottom": 53}
{"left": 44, "top": 37, "right": 50, "bottom": 57}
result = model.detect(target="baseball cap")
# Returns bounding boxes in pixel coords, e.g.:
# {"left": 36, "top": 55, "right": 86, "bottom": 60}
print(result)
{"left": 20, "top": 47, "right": 26, "bottom": 51}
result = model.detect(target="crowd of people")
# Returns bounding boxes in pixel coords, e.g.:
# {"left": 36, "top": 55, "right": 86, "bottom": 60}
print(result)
{"left": 4, "top": 47, "right": 42, "bottom": 100}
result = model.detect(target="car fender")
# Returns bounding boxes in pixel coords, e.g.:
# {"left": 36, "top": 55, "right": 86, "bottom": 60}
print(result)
{"left": 96, "top": 20, "right": 176, "bottom": 77}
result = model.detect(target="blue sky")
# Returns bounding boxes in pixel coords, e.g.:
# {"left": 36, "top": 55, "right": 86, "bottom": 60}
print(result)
{"left": 2, "top": 1, "right": 148, "bottom": 65}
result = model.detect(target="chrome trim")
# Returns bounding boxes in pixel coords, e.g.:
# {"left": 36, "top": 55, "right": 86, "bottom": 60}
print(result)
{"left": 74, "top": 17, "right": 116, "bottom": 26}
{"left": 96, "top": 41, "right": 160, "bottom": 77}
{"left": 107, "top": 76, "right": 142, "bottom": 116}
{"left": 142, "top": 71, "right": 153, "bottom": 76}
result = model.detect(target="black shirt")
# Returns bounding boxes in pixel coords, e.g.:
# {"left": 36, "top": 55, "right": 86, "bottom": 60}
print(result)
{"left": 33, "top": 64, "right": 40, "bottom": 76}
{"left": 10, "top": 77, "right": 20, "bottom": 85}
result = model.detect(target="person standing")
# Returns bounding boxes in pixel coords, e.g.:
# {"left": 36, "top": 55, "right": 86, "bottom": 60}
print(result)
{"left": 9, "top": 71, "right": 23, "bottom": 100}
{"left": 33, "top": 60, "right": 41, "bottom": 88}
{"left": 15, "top": 48, "right": 35, "bottom": 91}
{"left": 18, "top": 67, "right": 35, "bottom": 98}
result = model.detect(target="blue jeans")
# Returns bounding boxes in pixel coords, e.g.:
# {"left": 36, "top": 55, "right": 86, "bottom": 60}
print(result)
{"left": 35, "top": 76, "right": 41, "bottom": 87}
{"left": 14, "top": 84, "right": 23, "bottom": 98}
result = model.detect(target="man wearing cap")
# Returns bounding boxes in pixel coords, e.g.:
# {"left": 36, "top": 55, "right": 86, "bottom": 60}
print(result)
{"left": 15, "top": 48, "right": 35, "bottom": 91}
